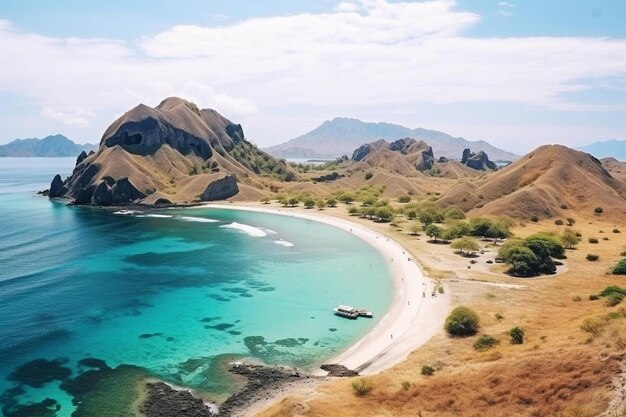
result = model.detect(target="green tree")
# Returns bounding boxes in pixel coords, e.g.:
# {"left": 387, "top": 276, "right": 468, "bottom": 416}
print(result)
{"left": 326, "top": 198, "right": 337, "bottom": 208}
{"left": 444, "top": 206, "right": 466, "bottom": 220}
{"left": 288, "top": 197, "right": 299, "bottom": 207}
{"left": 409, "top": 223, "right": 421, "bottom": 236}
{"left": 315, "top": 199, "right": 326, "bottom": 210}
{"left": 375, "top": 207, "right": 394, "bottom": 222}
{"left": 424, "top": 224, "right": 443, "bottom": 242}
{"left": 338, "top": 193, "right": 355, "bottom": 204}
{"left": 445, "top": 306, "right": 479, "bottom": 337}
{"left": 486, "top": 223, "right": 509, "bottom": 244}
{"left": 450, "top": 237, "right": 480, "bottom": 254}
{"left": 303, "top": 198, "right": 315, "bottom": 209}
{"left": 469, "top": 218, "right": 494, "bottom": 237}
{"left": 419, "top": 212, "right": 434, "bottom": 227}
{"left": 561, "top": 229, "right": 581, "bottom": 249}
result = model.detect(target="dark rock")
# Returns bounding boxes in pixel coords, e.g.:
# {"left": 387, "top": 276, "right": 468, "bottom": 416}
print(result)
{"left": 438, "top": 156, "right": 449, "bottom": 163}
{"left": 201, "top": 175, "right": 238, "bottom": 201}
{"left": 92, "top": 182, "right": 113, "bottom": 206}
{"left": 461, "top": 148, "right": 471, "bottom": 164}
{"left": 76, "top": 151, "right": 88, "bottom": 166}
{"left": 49, "top": 174, "right": 67, "bottom": 198}
{"left": 111, "top": 178, "right": 146, "bottom": 204}
{"left": 312, "top": 171, "right": 344, "bottom": 182}
{"left": 74, "top": 185, "right": 96, "bottom": 205}
{"left": 461, "top": 148, "right": 497, "bottom": 171}
{"left": 351, "top": 139, "right": 388, "bottom": 161}
{"left": 140, "top": 382, "right": 214, "bottom": 417}
{"left": 77, "top": 164, "right": 100, "bottom": 189}
{"left": 154, "top": 198, "right": 173, "bottom": 206}
{"left": 414, "top": 147, "right": 435, "bottom": 171}
{"left": 320, "top": 364, "right": 359, "bottom": 377}
{"left": 220, "top": 363, "right": 319, "bottom": 417}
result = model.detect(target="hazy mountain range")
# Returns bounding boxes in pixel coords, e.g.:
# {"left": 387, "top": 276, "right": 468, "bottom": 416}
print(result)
{"left": 0, "top": 134, "right": 96, "bottom": 157}
{"left": 578, "top": 140, "right": 626, "bottom": 161}
{"left": 263, "top": 117, "right": 519, "bottom": 161}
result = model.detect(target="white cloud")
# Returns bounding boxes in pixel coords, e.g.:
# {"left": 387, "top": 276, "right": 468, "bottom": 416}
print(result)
{"left": 0, "top": 0, "right": 624, "bottom": 146}
{"left": 40, "top": 107, "right": 94, "bottom": 127}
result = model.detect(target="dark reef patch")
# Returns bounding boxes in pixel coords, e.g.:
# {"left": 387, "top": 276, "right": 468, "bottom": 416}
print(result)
{"left": 7, "top": 358, "right": 72, "bottom": 388}
{"left": 78, "top": 358, "right": 110, "bottom": 370}
{"left": 1, "top": 397, "right": 59, "bottom": 417}
{"left": 139, "top": 333, "right": 163, "bottom": 339}
{"left": 205, "top": 323, "right": 235, "bottom": 331}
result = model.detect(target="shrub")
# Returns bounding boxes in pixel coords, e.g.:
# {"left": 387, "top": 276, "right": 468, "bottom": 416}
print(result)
{"left": 375, "top": 207, "right": 394, "bottom": 222}
{"left": 260, "top": 196, "right": 271, "bottom": 204}
{"left": 581, "top": 317, "right": 604, "bottom": 336}
{"left": 595, "top": 207, "right": 604, "bottom": 214}
{"left": 288, "top": 197, "right": 299, "bottom": 207}
{"left": 498, "top": 239, "right": 556, "bottom": 277}
{"left": 572, "top": 295, "right": 582, "bottom": 302}
{"left": 586, "top": 254, "right": 599, "bottom": 262}
{"left": 421, "top": 365, "right": 435, "bottom": 376}
{"left": 444, "top": 207, "right": 466, "bottom": 220}
{"left": 589, "top": 238, "right": 598, "bottom": 244}
{"left": 525, "top": 233, "right": 566, "bottom": 258}
{"left": 530, "top": 215, "right": 539, "bottom": 222}
{"left": 445, "top": 306, "right": 479, "bottom": 336}
{"left": 398, "top": 195, "right": 411, "bottom": 203}
{"left": 424, "top": 224, "right": 443, "bottom": 242}
{"left": 401, "top": 381, "right": 412, "bottom": 390}
{"left": 510, "top": 327, "right": 525, "bottom": 344}
{"left": 566, "top": 217, "right": 575, "bottom": 226}
{"left": 613, "top": 260, "right": 626, "bottom": 275}
{"left": 589, "top": 294, "right": 600, "bottom": 301}
{"left": 561, "top": 229, "right": 581, "bottom": 249}
{"left": 613, "top": 228, "right": 621, "bottom": 233}
{"left": 348, "top": 206, "right": 359, "bottom": 215}
{"left": 554, "top": 219, "right": 563, "bottom": 225}
{"left": 303, "top": 198, "right": 315, "bottom": 209}
{"left": 495, "top": 313, "right": 504, "bottom": 321}
{"left": 599, "top": 285, "right": 626, "bottom": 297}
{"left": 606, "top": 293, "right": 624, "bottom": 306}
{"left": 365, "top": 171, "right": 374, "bottom": 180}
{"left": 315, "top": 199, "right": 326, "bottom": 210}
{"left": 326, "top": 198, "right": 337, "bottom": 208}
{"left": 351, "top": 379, "right": 372, "bottom": 396}
{"left": 473, "top": 335, "right": 499, "bottom": 351}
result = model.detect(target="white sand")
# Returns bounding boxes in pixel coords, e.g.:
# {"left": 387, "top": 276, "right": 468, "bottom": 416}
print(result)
{"left": 199, "top": 204, "right": 452, "bottom": 375}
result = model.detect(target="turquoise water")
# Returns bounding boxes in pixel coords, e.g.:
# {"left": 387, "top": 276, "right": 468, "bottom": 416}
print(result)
{"left": 0, "top": 158, "right": 392, "bottom": 416}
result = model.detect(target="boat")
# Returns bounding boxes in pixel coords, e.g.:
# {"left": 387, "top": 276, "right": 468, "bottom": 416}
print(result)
{"left": 333, "top": 305, "right": 359, "bottom": 319}
{"left": 355, "top": 308, "right": 373, "bottom": 318}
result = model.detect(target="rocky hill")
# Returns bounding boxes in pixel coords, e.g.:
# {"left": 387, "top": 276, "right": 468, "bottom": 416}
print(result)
{"left": 264, "top": 117, "right": 517, "bottom": 161}
{"left": 438, "top": 144, "right": 626, "bottom": 219}
{"left": 0, "top": 134, "right": 96, "bottom": 157}
{"left": 46, "top": 97, "right": 294, "bottom": 206}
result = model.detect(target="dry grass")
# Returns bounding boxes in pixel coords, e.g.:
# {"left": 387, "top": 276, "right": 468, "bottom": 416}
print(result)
{"left": 253, "top": 206, "right": 626, "bottom": 417}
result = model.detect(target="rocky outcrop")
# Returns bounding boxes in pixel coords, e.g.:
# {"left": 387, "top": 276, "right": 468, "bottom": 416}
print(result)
{"left": 200, "top": 175, "right": 238, "bottom": 201}
{"left": 438, "top": 156, "right": 449, "bottom": 163}
{"left": 461, "top": 148, "right": 497, "bottom": 171}
{"left": 76, "top": 151, "right": 88, "bottom": 165}
{"left": 49, "top": 174, "right": 67, "bottom": 198}
{"left": 140, "top": 382, "right": 214, "bottom": 417}
{"left": 320, "top": 364, "right": 358, "bottom": 377}
{"left": 351, "top": 139, "right": 388, "bottom": 161}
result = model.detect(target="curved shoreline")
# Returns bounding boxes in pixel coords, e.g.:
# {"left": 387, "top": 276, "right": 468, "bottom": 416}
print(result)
{"left": 198, "top": 203, "right": 451, "bottom": 375}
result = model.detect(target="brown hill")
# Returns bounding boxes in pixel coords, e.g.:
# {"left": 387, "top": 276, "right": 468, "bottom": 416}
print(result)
{"left": 47, "top": 97, "right": 292, "bottom": 205}
{"left": 438, "top": 144, "right": 626, "bottom": 219}
{"left": 601, "top": 157, "right": 626, "bottom": 182}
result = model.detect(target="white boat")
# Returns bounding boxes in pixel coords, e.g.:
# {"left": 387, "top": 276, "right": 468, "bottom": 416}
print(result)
{"left": 355, "top": 308, "right": 373, "bottom": 318}
{"left": 333, "top": 305, "right": 359, "bottom": 319}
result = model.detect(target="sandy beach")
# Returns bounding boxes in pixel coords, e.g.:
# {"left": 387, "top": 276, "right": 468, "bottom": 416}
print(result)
{"left": 199, "top": 203, "right": 452, "bottom": 376}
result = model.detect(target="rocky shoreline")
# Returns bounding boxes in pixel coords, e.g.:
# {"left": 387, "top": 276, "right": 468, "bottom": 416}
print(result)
{"left": 141, "top": 362, "right": 357, "bottom": 417}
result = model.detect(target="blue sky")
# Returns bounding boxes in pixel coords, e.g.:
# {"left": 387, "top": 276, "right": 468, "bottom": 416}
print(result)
{"left": 0, "top": 0, "right": 625, "bottom": 153}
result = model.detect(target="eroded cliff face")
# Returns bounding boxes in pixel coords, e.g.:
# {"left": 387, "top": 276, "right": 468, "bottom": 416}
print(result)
{"left": 46, "top": 97, "right": 285, "bottom": 206}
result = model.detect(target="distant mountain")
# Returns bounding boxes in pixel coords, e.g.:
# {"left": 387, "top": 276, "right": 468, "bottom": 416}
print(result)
{"left": 264, "top": 117, "right": 518, "bottom": 161}
{"left": 0, "top": 134, "right": 96, "bottom": 157}
{"left": 578, "top": 140, "right": 626, "bottom": 161}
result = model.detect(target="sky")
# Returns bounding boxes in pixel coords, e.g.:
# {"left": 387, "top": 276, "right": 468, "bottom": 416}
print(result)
{"left": 0, "top": 0, "right": 625, "bottom": 154}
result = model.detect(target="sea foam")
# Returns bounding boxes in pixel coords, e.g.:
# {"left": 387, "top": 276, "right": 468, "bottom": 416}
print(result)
{"left": 220, "top": 222, "right": 267, "bottom": 237}
{"left": 274, "top": 240, "right": 294, "bottom": 247}
{"left": 178, "top": 216, "right": 219, "bottom": 223}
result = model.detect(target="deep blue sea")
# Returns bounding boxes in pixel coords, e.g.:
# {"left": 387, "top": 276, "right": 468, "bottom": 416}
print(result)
{"left": 0, "top": 157, "right": 392, "bottom": 416}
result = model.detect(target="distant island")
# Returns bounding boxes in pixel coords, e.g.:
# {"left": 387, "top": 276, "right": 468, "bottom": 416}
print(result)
{"left": 263, "top": 117, "right": 518, "bottom": 161}
{"left": 0, "top": 134, "right": 96, "bottom": 157}
{"left": 578, "top": 139, "right": 626, "bottom": 161}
